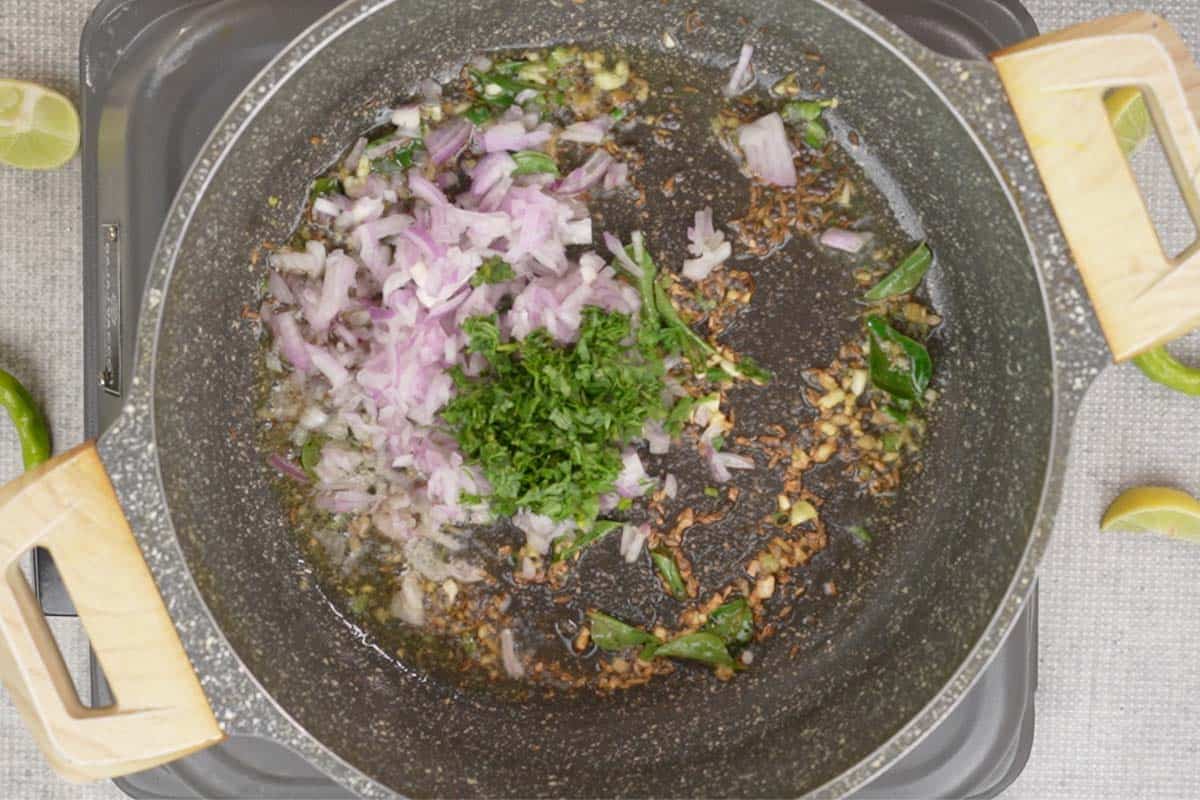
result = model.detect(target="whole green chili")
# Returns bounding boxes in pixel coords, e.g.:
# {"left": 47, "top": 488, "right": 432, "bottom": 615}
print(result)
{"left": 1133, "top": 346, "right": 1200, "bottom": 396}
{"left": 0, "top": 369, "right": 50, "bottom": 470}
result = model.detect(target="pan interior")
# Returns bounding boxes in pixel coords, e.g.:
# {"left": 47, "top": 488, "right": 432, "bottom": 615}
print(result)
{"left": 151, "top": 1, "right": 1053, "bottom": 796}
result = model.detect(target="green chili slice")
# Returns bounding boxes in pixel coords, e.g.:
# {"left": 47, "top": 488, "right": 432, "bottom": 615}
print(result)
{"left": 865, "top": 243, "right": 933, "bottom": 301}
{"left": 848, "top": 525, "right": 872, "bottom": 544}
{"left": 0, "top": 369, "right": 50, "bottom": 470}
{"left": 309, "top": 176, "right": 342, "bottom": 200}
{"left": 650, "top": 548, "right": 687, "bottom": 600}
{"left": 1133, "top": 346, "right": 1200, "bottom": 396}
{"left": 470, "top": 69, "right": 541, "bottom": 109}
{"left": 866, "top": 315, "right": 932, "bottom": 402}
{"left": 511, "top": 150, "right": 559, "bottom": 176}
{"left": 300, "top": 435, "right": 326, "bottom": 476}
{"left": 464, "top": 104, "right": 493, "bottom": 126}
{"left": 370, "top": 140, "right": 422, "bottom": 174}
{"left": 803, "top": 121, "right": 828, "bottom": 149}
{"left": 781, "top": 99, "right": 834, "bottom": 125}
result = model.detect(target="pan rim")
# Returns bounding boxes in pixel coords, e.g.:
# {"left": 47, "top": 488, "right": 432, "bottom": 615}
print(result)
{"left": 103, "top": 0, "right": 1083, "bottom": 797}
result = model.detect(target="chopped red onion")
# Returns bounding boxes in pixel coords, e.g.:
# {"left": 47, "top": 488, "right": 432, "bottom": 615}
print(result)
{"left": 308, "top": 251, "right": 358, "bottom": 332}
{"left": 513, "top": 509, "right": 575, "bottom": 555}
{"left": 723, "top": 43, "right": 756, "bottom": 98}
{"left": 390, "top": 104, "right": 421, "bottom": 131}
{"left": 500, "top": 629, "right": 524, "bottom": 679}
{"left": 602, "top": 161, "right": 628, "bottom": 190}
{"left": 643, "top": 419, "right": 670, "bottom": 455}
{"left": 267, "top": 272, "right": 295, "bottom": 305}
{"left": 603, "top": 230, "right": 641, "bottom": 277}
{"left": 560, "top": 117, "right": 613, "bottom": 144}
{"left": 272, "top": 311, "right": 311, "bottom": 372}
{"left": 662, "top": 473, "right": 678, "bottom": 499}
{"left": 619, "top": 523, "right": 650, "bottom": 564}
{"left": 418, "top": 78, "right": 442, "bottom": 102}
{"left": 682, "top": 206, "right": 732, "bottom": 281}
{"left": 342, "top": 137, "right": 367, "bottom": 171}
{"left": 708, "top": 449, "right": 755, "bottom": 483}
{"left": 614, "top": 448, "right": 650, "bottom": 498}
{"left": 737, "top": 113, "right": 796, "bottom": 188}
{"left": 425, "top": 117, "right": 473, "bottom": 166}
{"left": 819, "top": 227, "right": 873, "bottom": 254}
{"left": 312, "top": 197, "right": 341, "bottom": 218}
{"left": 408, "top": 172, "right": 448, "bottom": 207}
{"left": 555, "top": 150, "right": 613, "bottom": 196}
{"left": 391, "top": 572, "right": 425, "bottom": 626}
{"left": 469, "top": 153, "right": 517, "bottom": 197}
{"left": 482, "top": 121, "right": 551, "bottom": 153}
{"left": 268, "top": 453, "right": 309, "bottom": 483}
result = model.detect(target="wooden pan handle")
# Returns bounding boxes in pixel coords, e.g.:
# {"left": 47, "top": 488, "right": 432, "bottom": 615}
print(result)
{"left": 0, "top": 442, "right": 225, "bottom": 781}
{"left": 993, "top": 12, "right": 1200, "bottom": 361}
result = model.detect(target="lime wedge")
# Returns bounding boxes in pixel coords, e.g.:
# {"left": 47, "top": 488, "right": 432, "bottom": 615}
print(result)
{"left": 0, "top": 79, "right": 80, "bottom": 170}
{"left": 1104, "top": 88, "right": 1200, "bottom": 395}
{"left": 1101, "top": 486, "right": 1200, "bottom": 542}
{"left": 1104, "top": 87, "right": 1152, "bottom": 157}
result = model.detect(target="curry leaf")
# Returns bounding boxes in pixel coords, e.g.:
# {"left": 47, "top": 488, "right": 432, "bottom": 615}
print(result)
{"left": 864, "top": 243, "right": 933, "bottom": 301}
{"left": 703, "top": 598, "right": 754, "bottom": 647}
{"left": 650, "top": 632, "right": 736, "bottom": 668}
{"left": 866, "top": 315, "right": 932, "bottom": 402}
{"left": 587, "top": 611, "right": 659, "bottom": 651}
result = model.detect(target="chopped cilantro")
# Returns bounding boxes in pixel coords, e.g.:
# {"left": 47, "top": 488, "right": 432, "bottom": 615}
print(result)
{"left": 444, "top": 309, "right": 673, "bottom": 524}
{"left": 470, "top": 256, "right": 516, "bottom": 287}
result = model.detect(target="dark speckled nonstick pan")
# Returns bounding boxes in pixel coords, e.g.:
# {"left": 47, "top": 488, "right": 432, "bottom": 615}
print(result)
{"left": 3, "top": 2, "right": 1200, "bottom": 798}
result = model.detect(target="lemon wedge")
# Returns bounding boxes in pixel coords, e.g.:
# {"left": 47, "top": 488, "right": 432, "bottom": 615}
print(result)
{"left": 0, "top": 79, "right": 80, "bottom": 170}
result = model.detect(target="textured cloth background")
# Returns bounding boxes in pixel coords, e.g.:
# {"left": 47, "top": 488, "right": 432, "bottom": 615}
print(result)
{"left": 0, "top": 1, "right": 1197, "bottom": 798}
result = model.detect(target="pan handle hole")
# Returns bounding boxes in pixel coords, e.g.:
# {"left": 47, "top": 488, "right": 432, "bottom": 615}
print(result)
{"left": 1105, "top": 86, "right": 1200, "bottom": 261}
{"left": 7, "top": 550, "right": 112, "bottom": 711}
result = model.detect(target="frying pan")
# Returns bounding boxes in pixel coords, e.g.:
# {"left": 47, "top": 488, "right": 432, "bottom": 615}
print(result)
{"left": 3, "top": 1, "right": 1200, "bottom": 797}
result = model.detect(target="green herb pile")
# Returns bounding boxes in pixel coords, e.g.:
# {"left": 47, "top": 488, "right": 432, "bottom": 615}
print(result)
{"left": 444, "top": 307, "right": 671, "bottom": 525}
